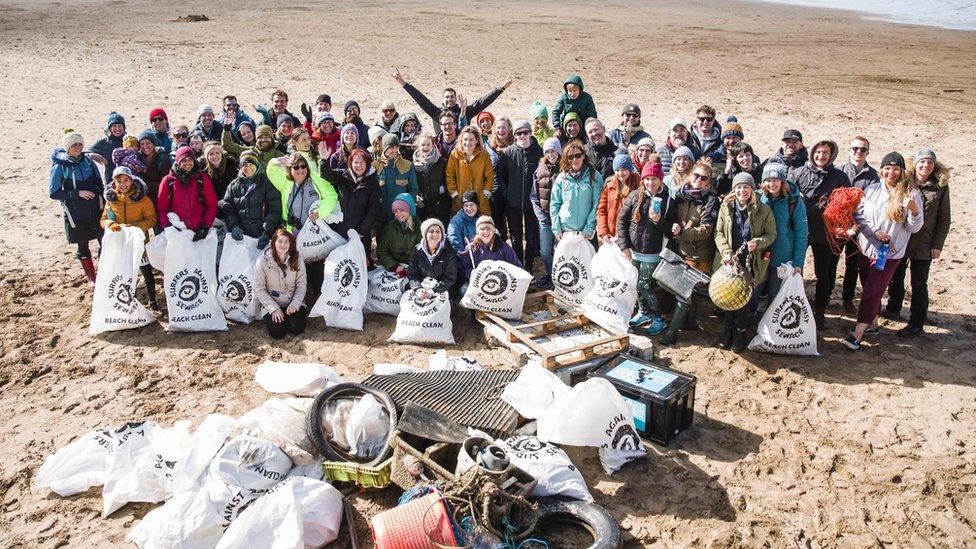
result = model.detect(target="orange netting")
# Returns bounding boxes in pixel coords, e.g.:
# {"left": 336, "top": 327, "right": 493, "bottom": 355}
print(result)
{"left": 821, "top": 186, "right": 865, "bottom": 257}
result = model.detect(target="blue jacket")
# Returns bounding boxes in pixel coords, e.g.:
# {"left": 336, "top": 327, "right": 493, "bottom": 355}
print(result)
{"left": 549, "top": 167, "right": 605, "bottom": 236}
{"left": 217, "top": 111, "right": 255, "bottom": 136}
{"left": 153, "top": 130, "right": 173, "bottom": 155}
{"left": 49, "top": 148, "right": 105, "bottom": 225}
{"left": 375, "top": 157, "right": 420, "bottom": 226}
{"left": 447, "top": 208, "right": 477, "bottom": 252}
{"left": 759, "top": 181, "right": 808, "bottom": 269}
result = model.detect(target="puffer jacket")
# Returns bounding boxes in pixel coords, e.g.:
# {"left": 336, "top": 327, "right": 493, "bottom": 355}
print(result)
{"left": 220, "top": 172, "right": 282, "bottom": 239}
{"left": 447, "top": 209, "right": 478, "bottom": 252}
{"left": 496, "top": 140, "right": 543, "bottom": 212}
{"left": 253, "top": 249, "right": 307, "bottom": 315}
{"left": 377, "top": 218, "right": 421, "bottom": 270}
{"left": 157, "top": 167, "right": 218, "bottom": 231}
{"left": 374, "top": 156, "right": 420, "bottom": 225}
{"left": 530, "top": 158, "right": 560, "bottom": 225}
{"left": 549, "top": 167, "right": 605, "bottom": 236}
{"left": 49, "top": 149, "right": 104, "bottom": 225}
{"left": 905, "top": 160, "right": 951, "bottom": 260}
{"left": 596, "top": 172, "right": 639, "bottom": 238}
{"left": 763, "top": 146, "right": 809, "bottom": 179}
{"left": 408, "top": 240, "right": 459, "bottom": 293}
{"left": 672, "top": 184, "right": 720, "bottom": 263}
{"left": 759, "top": 181, "right": 808, "bottom": 269}
{"left": 101, "top": 175, "right": 157, "bottom": 241}
{"left": 791, "top": 140, "right": 851, "bottom": 244}
{"left": 616, "top": 185, "right": 677, "bottom": 255}
{"left": 713, "top": 195, "right": 777, "bottom": 285}
{"left": 446, "top": 147, "right": 494, "bottom": 214}
{"left": 551, "top": 74, "right": 598, "bottom": 129}
{"left": 459, "top": 237, "right": 523, "bottom": 282}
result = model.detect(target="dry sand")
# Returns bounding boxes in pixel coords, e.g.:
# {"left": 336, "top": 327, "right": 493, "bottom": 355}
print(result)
{"left": 1, "top": 0, "right": 975, "bottom": 546}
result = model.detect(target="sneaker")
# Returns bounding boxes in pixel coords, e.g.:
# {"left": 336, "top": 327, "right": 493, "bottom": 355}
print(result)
{"left": 646, "top": 316, "right": 668, "bottom": 336}
{"left": 849, "top": 325, "right": 880, "bottom": 337}
{"left": 629, "top": 313, "right": 653, "bottom": 327}
{"left": 536, "top": 276, "right": 553, "bottom": 290}
{"left": 897, "top": 324, "right": 923, "bottom": 338}
{"left": 842, "top": 336, "right": 861, "bottom": 350}
{"left": 880, "top": 309, "right": 902, "bottom": 321}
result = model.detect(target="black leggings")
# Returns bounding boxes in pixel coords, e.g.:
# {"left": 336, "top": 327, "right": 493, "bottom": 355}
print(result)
{"left": 506, "top": 207, "right": 539, "bottom": 271}
{"left": 139, "top": 264, "right": 158, "bottom": 301}
{"left": 305, "top": 260, "right": 325, "bottom": 303}
{"left": 77, "top": 241, "right": 93, "bottom": 260}
{"left": 809, "top": 242, "right": 840, "bottom": 309}
{"left": 265, "top": 307, "right": 308, "bottom": 339}
{"left": 886, "top": 258, "right": 932, "bottom": 328}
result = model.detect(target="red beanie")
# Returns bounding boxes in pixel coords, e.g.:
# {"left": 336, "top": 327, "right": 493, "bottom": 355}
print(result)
{"left": 641, "top": 161, "right": 664, "bottom": 181}
{"left": 149, "top": 108, "right": 168, "bottom": 121}
{"left": 174, "top": 146, "right": 195, "bottom": 165}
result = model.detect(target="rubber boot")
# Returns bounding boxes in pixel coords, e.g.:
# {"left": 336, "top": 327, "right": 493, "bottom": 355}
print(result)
{"left": 731, "top": 328, "right": 748, "bottom": 353}
{"left": 659, "top": 300, "right": 688, "bottom": 346}
{"left": 716, "top": 325, "right": 734, "bottom": 349}
{"left": 141, "top": 264, "right": 160, "bottom": 314}
{"left": 681, "top": 298, "right": 700, "bottom": 331}
{"left": 80, "top": 258, "right": 97, "bottom": 287}
{"left": 814, "top": 307, "right": 828, "bottom": 331}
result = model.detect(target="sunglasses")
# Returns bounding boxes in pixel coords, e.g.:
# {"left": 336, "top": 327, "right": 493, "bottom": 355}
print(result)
{"left": 382, "top": 108, "right": 395, "bottom": 113}
{"left": 514, "top": 130, "right": 531, "bottom": 136}
{"left": 173, "top": 132, "right": 188, "bottom": 139}
{"left": 225, "top": 103, "right": 239, "bottom": 110}
{"left": 568, "top": 153, "right": 585, "bottom": 160}
{"left": 291, "top": 165, "right": 309, "bottom": 171}
{"left": 851, "top": 147, "right": 868, "bottom": 153}
{"left": 151, "top": 116, "right": 165, "bottom": 122}
{"left": 624, "top": 113, "right": 640, "bottom": 118}
{"left": 697, "top": 116, "right": 714, "bottom": 122}
{"left": 693, "top": 173, "right": 710, "bottom": 181}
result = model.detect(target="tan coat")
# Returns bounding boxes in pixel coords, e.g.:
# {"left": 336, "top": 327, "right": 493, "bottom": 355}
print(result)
{"left": 253, "top": 249, "right": 307, "bottom": 315}
{"left": 446, "top": 147, "right": 493, "bottom": 215}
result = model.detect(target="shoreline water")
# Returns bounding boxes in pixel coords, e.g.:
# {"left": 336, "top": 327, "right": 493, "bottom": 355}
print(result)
{"left": 752, "top": 0, "right": 976, "bottom": 30}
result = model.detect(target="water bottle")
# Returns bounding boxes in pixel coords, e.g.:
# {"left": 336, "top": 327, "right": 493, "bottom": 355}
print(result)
{"left": 651, "top": 196, "right": 663, "bottom": 214}
{"left": 875, "top": 243, "right": 889, "bottom": 271}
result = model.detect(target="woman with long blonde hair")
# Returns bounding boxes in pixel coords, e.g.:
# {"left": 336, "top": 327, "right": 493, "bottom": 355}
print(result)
{"left": 446, "top": 125, "right": 494, "bottom": 215}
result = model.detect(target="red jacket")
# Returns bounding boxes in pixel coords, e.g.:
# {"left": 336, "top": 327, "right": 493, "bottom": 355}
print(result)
{"left": 303, "top": 120, "right": 341, "bottom": 151}
{"left": 157, "top": 168, "right": 218, "bottom": 231}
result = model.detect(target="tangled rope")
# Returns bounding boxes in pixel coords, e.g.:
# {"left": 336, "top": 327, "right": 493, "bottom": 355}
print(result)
{"left": 821, "top": 187, "right": 865, "bottom": 256}
{"left": 440, "top": 467, "right": 539, "bottom": 540}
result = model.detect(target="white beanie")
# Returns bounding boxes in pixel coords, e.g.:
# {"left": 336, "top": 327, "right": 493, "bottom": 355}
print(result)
{"left": 197, "top": 103, "right": 215, "bottom": 117}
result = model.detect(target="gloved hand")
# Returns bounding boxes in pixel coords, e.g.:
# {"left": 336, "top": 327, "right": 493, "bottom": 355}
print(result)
{"left": 256, "top": 235, "right": 270, "bottom": 249}
{"left": 287, "top": 215, "right": 302, "bottom": 229}
{"left": 107, "top": 209, "right": 117, "bottom": 221}
{"left": 109, "top": 222, "right": 122, "bottom": 232}
{"left": 394, "top": 265, "right": 408, "bottom": 278}
{"left": 192, "top": 227, "right": 208, "bottom": 242}
{"left": 230, "top": 226, "right": 244, "bottom": 241}
{"left": 300, "top": 103, "right": 312, "bottom": 123}
{"left": 167, "top": 212, "right": 186, "bottom": 230}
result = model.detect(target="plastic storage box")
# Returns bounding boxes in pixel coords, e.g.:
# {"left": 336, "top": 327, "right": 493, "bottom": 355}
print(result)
{"left": 590, "top": 354, "right": 696, "bottom": 445}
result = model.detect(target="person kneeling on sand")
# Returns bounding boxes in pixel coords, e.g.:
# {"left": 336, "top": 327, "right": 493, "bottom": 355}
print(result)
{"left": 101, "top": 167, "right": 159, "bottom": 312}
{"left": 408, "top": 218, "right": 459, "bottom": 298}
{"left": 254, "top": 229, "right": 308, "bottom": 340}
{"left": 458, "top": 216, "right": 521, "bottom": 296}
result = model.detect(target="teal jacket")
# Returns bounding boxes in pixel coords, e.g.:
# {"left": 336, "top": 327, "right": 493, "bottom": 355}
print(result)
{"left": 375, "top": 156, "right": 420, "bottom": 226}
{"left": 759, "top": 181, "right": 808, "bottom": 269}
{"left": 549, "top": 167, "right": 605, "bottom": 237}
{"left": 551, "top": 74, "right": 598, "bottom": 129}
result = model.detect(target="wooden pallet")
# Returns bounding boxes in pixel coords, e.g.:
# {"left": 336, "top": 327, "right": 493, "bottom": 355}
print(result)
{"left": 477, "top": 291, "right": 629, "bottom": 370}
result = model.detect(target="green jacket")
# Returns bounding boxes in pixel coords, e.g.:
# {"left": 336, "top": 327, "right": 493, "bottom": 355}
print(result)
{"left": 377, "top": 219, "right": 421, "bottom": 270}
{"left": 713, "top": 196, "right": 777, "bottom": 285}
{"left": 551, "top": 74, "right": 598, "bottom": 129}
{"left": 266, "top": 159, "right": 339, "bottom": 232}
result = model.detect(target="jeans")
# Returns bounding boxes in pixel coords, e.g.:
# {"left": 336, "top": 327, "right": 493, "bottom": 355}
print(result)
{"left": 809, "top": 242, "right": 840, "bottom": 309}
{"left": 887, "top": 258, "right": 932, "bottom": 327}
{"left": 856, "top": 254, "right": 901, "bottom": 325}
{"left": 264, "top": 307, "right": 308, "bottom": 339}
{"left": 538, "top": 221, "right": 555, "bottom": 278}
{"left": 725, "top": 288, "right": 761, "bottom": 330}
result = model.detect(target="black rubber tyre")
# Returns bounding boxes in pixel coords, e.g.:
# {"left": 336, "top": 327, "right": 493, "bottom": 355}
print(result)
{"left": 306, "top": 383, "right": 398, "bottom": 467}
{"left": 529, "top": 497, "right": 621, "bottom": 549}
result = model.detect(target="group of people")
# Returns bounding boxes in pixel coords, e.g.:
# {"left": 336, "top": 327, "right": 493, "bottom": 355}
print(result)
{"left": 51, "top": 71, "right": 951, "bottom": 349}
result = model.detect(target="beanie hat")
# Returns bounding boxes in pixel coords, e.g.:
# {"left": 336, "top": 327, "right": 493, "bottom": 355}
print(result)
{"left": 276, "top": 112, "right": 293, "bottom": 127}
{"left": 476, "top": 215, "right": 495, "bottom": 229}
{"left": 368, "top": 126, "right": 387, "bottom": 144}
{"left": 344, "top": 100, "right": 360, "bottom": 113}
{"left": 137, "top": 128, "right": 158, "bottom": 145}
{"left": 255, "top": 124, "right": 275, "bottom": 140}
{"left": 462, "top": 190, "right": 479, "bottom": 207}
{"left": 122, "top": 134, "right": 139, "bottom": 148}
{"left": 762, "top": 160, "right": 789, "bottom": 182}
{"left": 636, "top": 137, "right": 655, "bottom": 151}
{"left": 641, "top": 162, "right": 664, "bottom": 181}
{"left": 391, "top": 192, "right": 416, "bottom": 217}
{"left": 316, "top": 94, "right": 332, "bottom": 106}
{"left": 197, "top": 104, "right": 214, "bottom": 118}
{"left": 341, "top": 123, "right": 359, "bottom": 141}
{"left": 381, "top": 133, "right": 400, "bottom": 151}
{"left": 174, "top": 146, "right": 195, "bottom": 166}
{"left": 148, "top": 108, "right": 168, "bottom": 122}
{"left": 112, "top": 166, "right": 134, "bottom": 180}
{"left": 475, "top": 111, "right": 495, "bottom": 128}
{"left": 513, "top": 119, "right": 531, "bottom": 133}
{"left": 106, "top": 111, "right": 126, "bottom": 132}
{"left": 732, "top": 172, "right": 756, "bottom": 189}
{"left": 315, "top": 112, "right": 335, "bottom": 127}
{"left": 239, "top": 150, "right": 260, "bottom": 167}
{"left": 62, "top": 128, "right": 84, "bottom": 150}
{"left": 880, "top": 151, "right": 906, "bottom": 170}
{"left": 673, "top": 146, "right": 694, "bottom": 160}
{"left": 621, "top": 103, "right": 641, "bottom": 117}
{"left": 420, "top": 217, "right": 445, "bottom": 238}
{"left": 612, "top": 153, "right": 636, "bottom": 173}
{"left": 669, "top": 117, "right": 688, "bottom": 130}
{"left": 530, "top": 101, "right": 548, "bottom": 121}
{"left": 543, "top": 137, "right": 562, "bottom": 155}
{"left": 914, "top": 148, "right": 937, "bottom": 164}
{"left": 380, "top": 100, "right": 395, "bottom": 111}
{"left": 721, "top": 115, "right": 744, "bottom": 140}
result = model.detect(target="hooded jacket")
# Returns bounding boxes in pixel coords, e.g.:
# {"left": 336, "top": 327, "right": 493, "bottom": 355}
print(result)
{"left": 447, "top": 146, "right": 494, "bottom": 215}
{"left": 905, "top": 160, "right": 950, "bottom": 260}
{"left": 157, "top": 167, "right": 218, "bottom": 231}
{"left": 101, "top": 175, "right": 156, "bottom": 241}
{"left": 90, "top": 115, "right": 125, "bottom": 183}
{"left": 608, "top": 126, "right": 650, "bottom": 153}
{"left": 220, "top": 171, "right": 282, "bottom": 239}
{"left": 49, "top": 149, "right": 104, "bottom": 226}
{"left": 616, "top": 184, "right": 677, "bottom": 255}
{"left": 672, "top": 184, "right": 720, "bottom": 263}
{"left": 447, "top": 208, "right": 478, "bottom": 252}
{"left": 458, "top": 236, "right": 522, "bottom": 282}
{"left": 496, "top": 139, "right": 544, "bottom": 212}
{"left": 530, "top": 158, "right": 560, "bottom": 225}
{"left": 713, "top": 194, "right": 777, "bottom": 285}
{"left": 596, "top": 172, "right": 640, "bottom": 238}
{"left": 253, "top": 249, "right": 307, "bottom": 315}
{"left": 551, "top": 75, "right": 598, "bottom": 130}
{"left": 374, "top": 155, "right": 420, "bottom": 226}
{"left": 764, "top": 145, "right": 809, "bottom": 178}
{"left": 841, "top": 161, "right": 879, "bottom": 190}
{"left": 377, "top": 208, "right": 421, "bottom": 270}
{"left": 409, "top": 238, "right": 459, "bottom": 293}
{"left": 656, "top": 138, "right": 701, "bottom": 173}
{"left": 759, "top": 181, "right": 808, "bottom": 269}
{"left": 320, "top": 161, "right": 382, "bottom": 239}
{"left": 558, "top": 112, "right": 587, "bottom": 145}
{"left": 691, "top": 120, "right": 724, "bottom": 162}
{"left": 550, "top": 166, "right": 605, "bottom": 236}
{"left": 791, "top": 140, "right": 851, "bottom": 244}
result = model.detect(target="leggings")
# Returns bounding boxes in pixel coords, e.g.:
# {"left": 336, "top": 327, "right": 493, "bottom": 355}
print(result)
{"left": 633, "top": 257, "right": 661, "bottom": 316}
{"left": 139, "top": 264, "right": 158, "bottom": 301}
{"left": 886, "top": 258, "right": 932, "bottom": 327}
{"left": 305, "top": 260, "right": 325, "bottom": 303}
{"left": 77, "top": 241, "right": 93, "bottom": 260}
{"left": 506, "top": 207, "right": 539, "bottom": 272}
{"left": 265, "top": 307, "right": 308, "bottom": 340}
{"left": 809, "top": 242, "right": 840, "bottom": 309}
{"left": 856, "top": 254, "right": 901, "bottom": 325}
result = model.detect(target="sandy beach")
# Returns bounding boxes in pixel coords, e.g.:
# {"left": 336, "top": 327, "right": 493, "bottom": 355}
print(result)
{"left": 1, "top": 0, "right": 975, "bottom": 546}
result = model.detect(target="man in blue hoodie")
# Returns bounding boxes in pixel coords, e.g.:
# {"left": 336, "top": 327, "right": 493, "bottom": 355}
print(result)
{"left": 448, "top": 191, "right": 480, "bottom": 252}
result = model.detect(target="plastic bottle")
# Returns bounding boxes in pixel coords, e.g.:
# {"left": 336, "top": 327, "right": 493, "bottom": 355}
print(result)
{"left": 875, "top": 243, "right": 889, "bottom": 270}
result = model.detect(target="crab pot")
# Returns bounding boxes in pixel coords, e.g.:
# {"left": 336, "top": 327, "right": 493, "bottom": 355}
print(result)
{"left": 590, "top": 354, "right": 696, "bottom": 445}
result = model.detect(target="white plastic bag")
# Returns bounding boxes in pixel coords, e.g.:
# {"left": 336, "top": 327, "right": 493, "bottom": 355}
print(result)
{"left": 296, "top": 218, "right": 347, "bottom": 263}
{"left": 215, "top": 476, "right": 343, "bottom": 549}
{"left": 101, "top": 421, "right": 191, "bottom": 517}
{"left": 217, "top": 235, "right": 264, "bottom": 323}
{"left": 460, "top": 260, "right": 532, "bottom": 319}
{"left": 89, "top": 226, "right": 157, "bottom": 335}
{"left": 749, "top": 264, "right": 819, "bottom": 355}
{"left": 581, "top": 244, "right": 639, "bottom": 333}
{"left": 552, "top": 232, "right": 595, "bottom": 305}
{"left": 501, "top": 365, "right": 646, "bottom": 475}
{"left": 163, "top": 227, "right": 228, "bottom": 332}
{"left": 428, "top": 349, "right": 482, "bottom": 371}
{"left": 254, "top": 361, "right": 343, "bottom": 397}
{"left": 145, "top": 231, "right": 167, "bottom": 271}
{"left": 499, "top": 435, "right": 592, "bottom": 502}
{"left": 363, "top": 268, "right": 408, "bottom": 316}
{"left": 309, "top": 229, "right": 368, "bottom": 331}
{"left": 345, "top": 394, "right": 390, "bottom": 459}
{"left": 171, "top": 413, "right": 237, "bottom": 494}
{"left": 234, "top": 398, "right": 317, "bottom": 466}
{"left": 389, "top": 283, "right": 454, "bottom": 345}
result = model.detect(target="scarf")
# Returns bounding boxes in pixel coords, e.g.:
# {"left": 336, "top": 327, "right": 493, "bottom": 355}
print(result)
{"left": 413, "top": 145, "right": 442, "bottom": 173}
